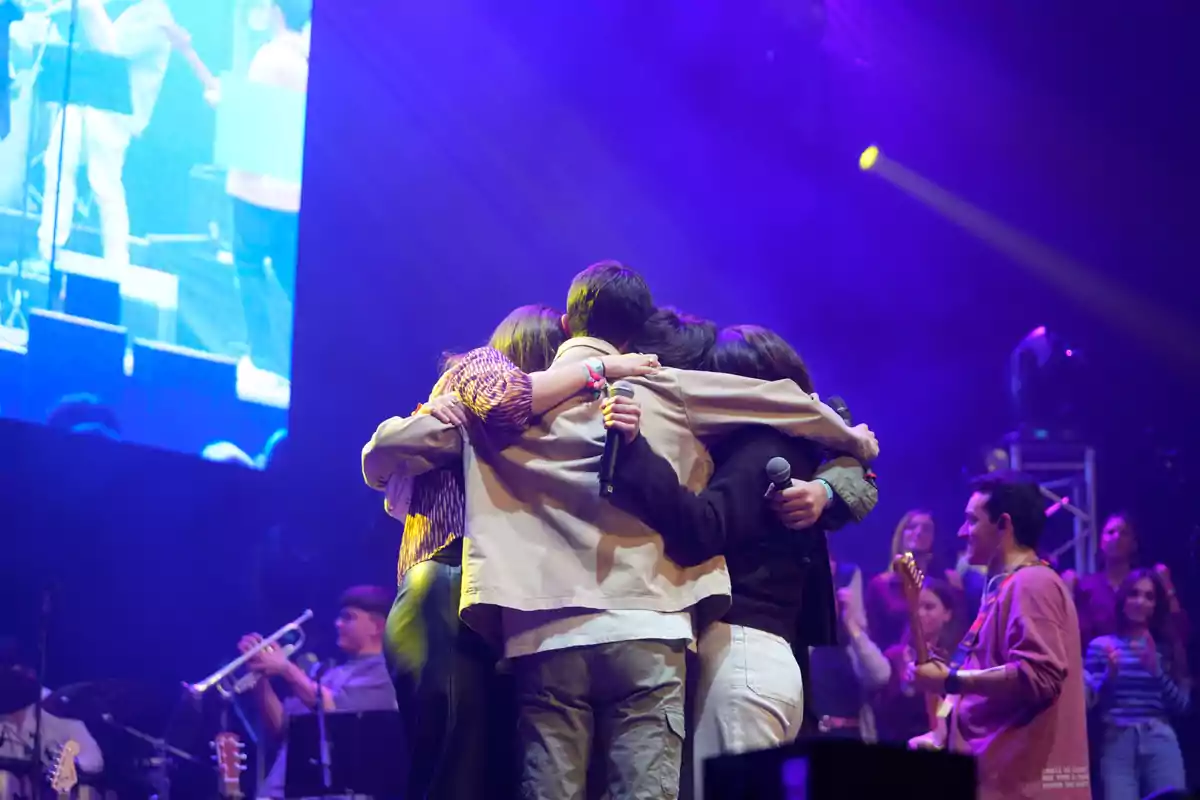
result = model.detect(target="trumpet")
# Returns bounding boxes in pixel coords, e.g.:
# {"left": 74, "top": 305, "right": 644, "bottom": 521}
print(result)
{"left": 189, "top": 610, "right": 314, "bottom": 699}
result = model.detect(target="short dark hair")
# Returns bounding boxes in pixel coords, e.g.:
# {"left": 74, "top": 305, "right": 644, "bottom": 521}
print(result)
{"left": 565, "top": 261, "right": 654, "bottom": 346}
{"left": 704, "top": 325, "right": 815, "bottom": 393}
{"left": 628, "top": 307, "right": 716, "bottom": 370}
{"left": 969, "top": 470, "right": 1046, "bottom": 550}
{"left": 46, "top": 392, "right": 121, "bottom": 437}
{"left": 273, "top": 0, "right": 311, "bottom": 31}
{"left": 488, "top": 304, "right": 566, "bottom": 373}
{"left": 339, "top": 585, "right": 392, "bottom": 618}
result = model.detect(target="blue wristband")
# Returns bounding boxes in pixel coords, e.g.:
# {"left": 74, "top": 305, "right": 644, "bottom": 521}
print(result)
{"left": 817, "top": 478, "right": 834, "bottom": 502}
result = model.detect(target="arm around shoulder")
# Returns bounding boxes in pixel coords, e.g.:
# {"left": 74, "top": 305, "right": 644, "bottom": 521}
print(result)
{"left": 674, "top": 371, "right": 874, "bottom": 459}
{"left": 362, "top": 414, "right": 462, "bottom": 489}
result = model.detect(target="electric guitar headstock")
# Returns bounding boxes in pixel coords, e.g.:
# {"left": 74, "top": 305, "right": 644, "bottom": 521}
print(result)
{"left": 893, "top": 552, "right": 928, "bottom": 663}
{"left": 212, "top": 731, "right": 247, "bottom": 798}
{"left": 49, "top": 739, "right": 80, "bottom": 798}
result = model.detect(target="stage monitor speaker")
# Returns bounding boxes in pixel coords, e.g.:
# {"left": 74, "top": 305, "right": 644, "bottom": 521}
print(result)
{"left": 130, "top": 338, "right": 238, "bottom": 398}
{"left": 62, "top": 271, "right": 121, "bottom": 327}
{"left": 703, "top": 738, "right": 977, "bottom": 800}
{"left": 24, "top": 309, "right": 127, "bottom": 417}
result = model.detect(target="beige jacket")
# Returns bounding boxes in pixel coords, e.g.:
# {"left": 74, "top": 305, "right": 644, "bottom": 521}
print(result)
{"left": 362, "top": 337, "right": 867, "bottom": 642}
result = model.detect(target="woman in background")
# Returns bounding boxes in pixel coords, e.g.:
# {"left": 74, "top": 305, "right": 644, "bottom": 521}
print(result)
{"left": 865, "top": 510, "right": 949, "bottom": 649}
{"left": 1070, "top": 513, "right": 1188, "bottom": 648}
{"left": 1084, "top": 568, "right": 1191, "bottom": 800}
{"left": 872, "top": 578, "right": 963, "bottom": 744}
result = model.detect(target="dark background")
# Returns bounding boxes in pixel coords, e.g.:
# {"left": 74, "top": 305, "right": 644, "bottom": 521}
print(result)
{"left": 2, "top": 0, "right": 1198, "bottom": 782}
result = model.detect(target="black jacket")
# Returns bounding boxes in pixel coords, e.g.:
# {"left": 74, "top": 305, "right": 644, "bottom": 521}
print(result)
{"left": 611, "top": 425, "right": 877, "bottom": 648}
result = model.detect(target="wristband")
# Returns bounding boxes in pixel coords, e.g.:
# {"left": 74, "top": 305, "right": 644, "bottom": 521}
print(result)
{"left": 583, "top": 358, "right": 606, "bottom": 393}
{"left": 944, "top": 667, "right": 962, "bottom": 695}
{"left": 816, "top": 478, "right": 834, "bottom": 502}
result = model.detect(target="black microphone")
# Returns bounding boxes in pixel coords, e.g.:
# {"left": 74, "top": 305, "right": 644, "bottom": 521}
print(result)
{"left": 766, "top": 456, "right": 792, "bottom": 492}
{"left": 599, "top": 381, "right": 636, "bottom": 498}
{"left": 826, "top": 395, "right": 852, "bottom": 426}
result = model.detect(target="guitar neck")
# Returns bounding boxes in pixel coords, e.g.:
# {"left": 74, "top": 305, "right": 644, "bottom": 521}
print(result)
{"left": 906, "top": 602, "right": 941, "bottom": 728}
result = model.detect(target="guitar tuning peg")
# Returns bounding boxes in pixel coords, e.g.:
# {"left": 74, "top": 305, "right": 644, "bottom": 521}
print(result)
{"left": 238, "top": 765, "right": 248, "bottom": 772}
{"left": 209, "top": 742, "right": 216, "bottom": 750}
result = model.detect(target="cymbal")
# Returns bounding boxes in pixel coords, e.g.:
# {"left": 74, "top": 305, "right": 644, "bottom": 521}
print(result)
{"left": 42, "top": 680, "right": 150, "bottom": 721}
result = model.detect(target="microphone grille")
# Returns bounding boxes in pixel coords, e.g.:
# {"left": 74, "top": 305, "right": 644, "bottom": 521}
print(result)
{"left": 766, "top": 456, "right": 792, "bottom": 485}
{"left": 608, "top": 380, "right": 636, "bottom": 399}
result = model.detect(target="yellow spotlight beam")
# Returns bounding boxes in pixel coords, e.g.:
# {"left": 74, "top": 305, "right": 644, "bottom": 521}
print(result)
{"left": 859, "top": 146, "right": 1200, "bottom": 372}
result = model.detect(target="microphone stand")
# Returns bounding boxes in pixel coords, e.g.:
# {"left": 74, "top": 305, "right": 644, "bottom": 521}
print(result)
{"left": 313, "top": 661, "right": 331, "bottom": 792}
{"left": 31, "top": 586, "right": 51, "bottom": 783}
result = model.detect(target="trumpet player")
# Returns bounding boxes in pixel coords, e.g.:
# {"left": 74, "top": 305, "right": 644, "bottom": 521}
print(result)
{"left": 241, "top": 586, "right": 397, "bottom": 800}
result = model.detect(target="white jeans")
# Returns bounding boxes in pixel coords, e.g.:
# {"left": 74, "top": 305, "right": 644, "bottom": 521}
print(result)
{"left": 39, "top": 105, "right": 133, "bottom": 266}
{"left": 693, "top": 622, "right": 805, "bottom": 799}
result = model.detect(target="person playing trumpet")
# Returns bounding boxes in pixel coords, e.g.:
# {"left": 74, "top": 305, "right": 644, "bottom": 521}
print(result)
{"left": 239, "top": 585, "right": 397, "bottom": 800}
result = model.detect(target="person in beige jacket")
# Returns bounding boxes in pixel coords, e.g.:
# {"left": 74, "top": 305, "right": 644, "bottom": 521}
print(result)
{"left": 362, "top": 262, "right": 879, "bottom": 800}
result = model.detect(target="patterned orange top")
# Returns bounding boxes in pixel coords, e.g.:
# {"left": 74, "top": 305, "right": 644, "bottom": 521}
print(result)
{"left": 394, "top": 347, "right": 532, "bottom": 583}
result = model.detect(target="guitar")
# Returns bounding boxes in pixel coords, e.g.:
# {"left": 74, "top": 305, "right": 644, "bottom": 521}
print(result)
{"left": 212, "top": 731, "right": 246, "bottom": 798}
{"left": 48, "top": 739, "right": 80, "bottom": 800}
{"left": 894, "top": 552, "right": 941, "bottom": 731}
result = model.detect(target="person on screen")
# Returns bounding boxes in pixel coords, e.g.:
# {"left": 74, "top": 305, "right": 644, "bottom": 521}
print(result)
{"left": 1, "top": 0, "right": 23, "bottom": 141}
{"left": 37, "top": 0, "right": 173, "bottom": 269}
{"left": 161, "top": 0, "right": 309, "bottom": 390}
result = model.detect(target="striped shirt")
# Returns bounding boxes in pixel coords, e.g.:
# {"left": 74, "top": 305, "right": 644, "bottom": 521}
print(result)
{"left": 391, "top": 347, "right": 533, "bottom": 583}
{"left": 1084, "top": 634, "right": 1191, "bottom": 726}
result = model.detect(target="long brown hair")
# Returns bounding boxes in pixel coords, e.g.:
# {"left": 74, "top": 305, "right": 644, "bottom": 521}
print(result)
{"left": 887, "top": 509, "right": 935, "bottom": 571}
{"left": 1115, "top": 568, "right": 1188, "bottom": 680}
{"left": 902, "top": 577, "right": 963, "bottom": 657}
{"left": 1115, "top": 568, "right": 1172, "bottom": 642}
{"left": 487, "top": 304, "right": 566, "bottom": 373}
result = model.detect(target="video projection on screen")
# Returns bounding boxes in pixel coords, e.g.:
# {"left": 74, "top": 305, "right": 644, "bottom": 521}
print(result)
{"left": 0, "top": 0, "right": 308, "bottom": 460}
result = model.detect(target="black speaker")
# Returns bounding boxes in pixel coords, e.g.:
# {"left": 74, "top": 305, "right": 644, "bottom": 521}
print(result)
{"left": 24, "top": 309, "right": 127, "bottom": 419}
{"left": 62, "top": 271, "right": 121, "bottom": 327}
{"left": 130, "top": 338, "right": 238, "bottom": 397}
{"left": 703, "top": 738, "right": 976, "bottom": 800}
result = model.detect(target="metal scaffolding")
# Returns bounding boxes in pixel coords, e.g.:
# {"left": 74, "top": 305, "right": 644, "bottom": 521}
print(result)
{"left": 1006, "top": 436, "right": 1099, "bottom": 574}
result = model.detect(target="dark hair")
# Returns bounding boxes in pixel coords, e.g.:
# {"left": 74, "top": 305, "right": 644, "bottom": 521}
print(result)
{"left": 1115, "top": 568, "right": 1172, "bottom": 642}
{"left": 704, "top": 325, "right": 814, "bottom": 393}
{"left": 273, "top": 0, "right": 312, "bottom": 31}
{"left": 0, "top": 637, "right": 30, "bottom": 669}
{"left": 339, "top": 585, "right": 392, "bottom": 618}
{"left": 46, "top": 392, "right": 121, "bottom": 437}
{"left": 919, "top": 577, "right": 965, "bottom": 654}
{"left": 488, "top": 304, "right": 566, "bottom": 373}
{"left": 969, "top": 470, "right": 1046, "bottom": 550}
{"left": 628, "top": 307, "right": 716, "bottom": 370}
{"left": 565, "top": 261, "right": 654, "bottom": 347}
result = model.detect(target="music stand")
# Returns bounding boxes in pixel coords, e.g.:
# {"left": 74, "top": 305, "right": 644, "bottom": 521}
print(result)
{"left": 34, "top": 45, "right": 132, "bottom": 114}
{"left": 285, "top": 710, "right": 406, "bottom": 798}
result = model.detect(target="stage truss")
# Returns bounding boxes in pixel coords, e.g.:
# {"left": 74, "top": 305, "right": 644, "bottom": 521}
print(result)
{"left": 1006, "top": 436, "right": 1098, "bottom": 574}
